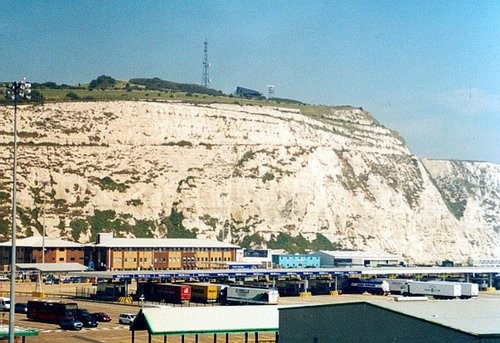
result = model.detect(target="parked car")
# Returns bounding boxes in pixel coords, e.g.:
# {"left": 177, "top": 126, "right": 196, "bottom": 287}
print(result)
{"left": 76, "top": 308, "right": 90, "bottom": 316}
{"left": 118, "top": 313, "right": 136, "bottom": 325}
{"left": 14, "top": 303, "right": 28, "bottom": 314}
{"left": 77, "top": 314, "right": 98, "bottom": 328}
{"left": 92, "top": 312, "right": 111, "bottom": 322}
{"left": 59, "top": 317, "right": 83, "bottom": 330}
{"left": 0, "top": 298, "right": 10, "bottom": 311}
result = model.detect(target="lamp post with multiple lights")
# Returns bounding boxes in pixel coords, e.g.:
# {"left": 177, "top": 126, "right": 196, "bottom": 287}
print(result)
{"left": 6, "top": 80, "right": 31, "bottom": 343}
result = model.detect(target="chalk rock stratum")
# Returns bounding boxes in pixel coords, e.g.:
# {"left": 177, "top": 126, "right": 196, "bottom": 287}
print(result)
{"left": 0, "top": 101, "right": 498, "bottom": 264}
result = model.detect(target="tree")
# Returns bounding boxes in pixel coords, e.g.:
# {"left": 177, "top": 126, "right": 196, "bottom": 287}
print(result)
{"left": 88, "top": 75, "right": 116, "bottom": 90}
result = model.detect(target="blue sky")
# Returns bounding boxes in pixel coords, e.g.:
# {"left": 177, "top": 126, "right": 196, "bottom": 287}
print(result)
{"left": 1, "top": 1, "right": 499, "bottom": 163}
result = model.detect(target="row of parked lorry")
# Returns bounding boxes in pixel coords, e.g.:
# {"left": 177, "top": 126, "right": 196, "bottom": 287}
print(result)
{"left": 342, "top": 278, "right": 479, "bottom": 299}
{"left": 137, "top": 282, "right": 280, "bottom": 305}
{"left": 136, "top": 277, "right": 480, "bottom": 305}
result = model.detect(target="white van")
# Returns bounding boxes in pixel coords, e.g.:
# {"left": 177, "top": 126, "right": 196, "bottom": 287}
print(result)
{"left": 0, "top": 297, "right": 10, "bottom": 311}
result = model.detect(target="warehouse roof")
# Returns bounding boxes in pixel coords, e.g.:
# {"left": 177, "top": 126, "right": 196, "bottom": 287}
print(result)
{"left": 131, "top": 305, "right": 279, "bottom": 335}
{"left": 280, "top": 299, "right": 500, "bottom": 337}
{"left": 93, "top": 237, "right": 239, "bottom": 249}
{"left": 320, "top": 250, "right": 400, "bottom": 259}
{"left": 372, "top": 299, "right": 500, "bottom": 336}
{"left": 17, "top": 263, "right": 88, "bottom": 272}
{"left": 0, "top": 236, "right": 82, "bottom": 248}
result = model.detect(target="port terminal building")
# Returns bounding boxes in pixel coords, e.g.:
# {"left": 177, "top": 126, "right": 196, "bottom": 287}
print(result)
{"left": 0, "top": 236, "right": 84, "bottom": 266}
{"left": 90, "top": 233, "right": 239, "bottom": 271}
{"left": 318, "top": 250, "right": 401, "bottom": 267}
{"left": 0, "top": 233, "right": 239, "bottom": 271}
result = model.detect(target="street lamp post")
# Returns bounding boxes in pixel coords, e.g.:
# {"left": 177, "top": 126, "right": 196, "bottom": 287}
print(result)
{"left": 6, "top": 80, "right": 31, "bottom": 343}
{"left": 41, "top": 180, "right": 49, "bottom": 265}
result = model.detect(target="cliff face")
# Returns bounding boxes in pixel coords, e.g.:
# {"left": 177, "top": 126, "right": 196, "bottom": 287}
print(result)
{"left": 0, "top": 101, "right": 498, "bottom": 264}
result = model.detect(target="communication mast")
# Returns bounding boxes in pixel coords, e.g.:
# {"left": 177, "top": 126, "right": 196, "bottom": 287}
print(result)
{"left": 201, "top": 39, "right": 210, "bottom": 88}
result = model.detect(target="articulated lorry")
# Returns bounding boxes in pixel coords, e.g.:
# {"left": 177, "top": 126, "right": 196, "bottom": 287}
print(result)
{"left": 402, "top": 281, "right": 461, "bottom": 299}
{"left": 342, "top": 279, "right": 390, "bottom": 295}
{"left": 221, "top": 285, "right": 279, "bottom": 305}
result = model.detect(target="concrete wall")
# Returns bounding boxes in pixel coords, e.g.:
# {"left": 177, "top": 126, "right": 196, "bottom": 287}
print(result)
{"left": 279, "top": 303, "right": 496, "bottom": 343}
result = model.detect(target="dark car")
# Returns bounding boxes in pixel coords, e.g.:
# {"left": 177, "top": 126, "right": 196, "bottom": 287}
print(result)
{"left": 76, "top": 308, "right": 90, "bottom": 316}
{"left": 92, "top": 312, "right": 111, "bottom": 322}
{"left": 77, "top": 314, "right": 98, "bottom": 328}
{"left": 59, "top": 317, "right": 83, "bottom": 330}
{"left": 14, "top": 303, "right": 28, "bottom": 314}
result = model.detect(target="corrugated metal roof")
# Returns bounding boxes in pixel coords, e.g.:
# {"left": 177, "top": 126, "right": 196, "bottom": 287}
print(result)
{"left": 320, "top": 250, "right": 400, "bottom": 259}
{"left": 93, "top": 237, "right": 239, "bottom": 249}
{"left": 131, "top": 305, "right": 279, "bottom": 335}
{"left": 371, "top": 299, "right": 500, "bottom": 336}
{"left": 280, "top": 300, "right": 500, "bottom": 337}
{"left": 0, "top": 236, "right": 82, "bottom": 248}
{"left": 16, "top": 263, "right": 87, "bottom": 272}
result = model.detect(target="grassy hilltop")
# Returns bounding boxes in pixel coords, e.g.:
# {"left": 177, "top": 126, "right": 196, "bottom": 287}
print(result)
{"left": 0, "top": 75, "right": 309, "bottom": 109}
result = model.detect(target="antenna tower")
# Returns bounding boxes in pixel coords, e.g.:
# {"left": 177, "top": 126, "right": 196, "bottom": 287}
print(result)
{"left": 202, "top": 40, "right": 210, "bottom": 88}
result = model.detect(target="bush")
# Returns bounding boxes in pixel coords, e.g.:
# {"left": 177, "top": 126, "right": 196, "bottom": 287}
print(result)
{"left": 65, "top": 92, "right": 80, "bottom": 100}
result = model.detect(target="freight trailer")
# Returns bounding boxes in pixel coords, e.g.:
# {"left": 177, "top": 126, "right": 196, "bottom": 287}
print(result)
{"left": 139, "top": 282, "right": 191, "bottom": 304}
{"left": 342, "top": 279, "right": 390, "bottom": 295}
{"left": 448, "top": 282, "right": 479, "bottom": 299}
{"left": 221, "top": 285, "right": 279, "bottom": 305}
{"left": 402, "top": 281, "right": 461, "bottom": 299}
{"left": 184, "top": 283, "right": 224, "bottom": 303}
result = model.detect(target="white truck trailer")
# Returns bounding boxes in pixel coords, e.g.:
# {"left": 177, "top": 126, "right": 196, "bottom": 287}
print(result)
{"left": 448, "top": 282, "right": 479, "bottom": 298}
{"left": 223, "top": 285, "right": 279, "bottom": 305}
{"left": 380, "top": 279, "right": 413, "bottom": 294}
{"left": 402, "top": 281, "right": 461, "bottom": 299}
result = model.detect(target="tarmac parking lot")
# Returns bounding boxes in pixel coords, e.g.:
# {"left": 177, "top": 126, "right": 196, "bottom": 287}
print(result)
{"left": 3, "top": 281, "right": 498, "bottom": 343}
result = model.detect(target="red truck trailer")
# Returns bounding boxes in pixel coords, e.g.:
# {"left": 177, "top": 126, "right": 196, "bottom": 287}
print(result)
{"left": 140, "top": 282, "right": 191, "bottom": 304}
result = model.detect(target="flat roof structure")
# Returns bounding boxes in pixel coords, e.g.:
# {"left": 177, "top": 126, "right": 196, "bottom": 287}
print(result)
{"left": 320, "top": 250, "right": 400, "bottom": 260}
{"left": 0, "top": 326, "right": 38, "bottom": 342}
{"left": 131, "top": 305, "right": 279, "bottom": 342}
{"left": 0, "top": 236, "right": 82, "bottom": 248}
{"left": 93, "top": 236, "right": 239, "bottom": 249}
{"left": 68, "top": 266, "right": 500, "bottom": 280}
{"left": 16, "top": 263, "right": 87, "bottom": 273}
{"left": 279, "top": 299, "right": 500, "bottom": 342}
{"left": 372, "top": 299, "right": 500, "bottom": 336}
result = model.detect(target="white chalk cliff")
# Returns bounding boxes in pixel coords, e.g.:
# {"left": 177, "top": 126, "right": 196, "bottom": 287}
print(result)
{"left": 0, "top": 101, "right": 498, "bottom": 264}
